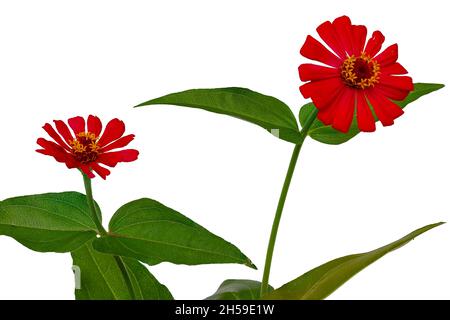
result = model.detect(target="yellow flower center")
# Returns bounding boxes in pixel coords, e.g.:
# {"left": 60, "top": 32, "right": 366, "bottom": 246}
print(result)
{"left": 69, "top": 132, "right": 100, "bottom": 164}
{"left": 341, "top": 53, "right": 380, "bottom": 89}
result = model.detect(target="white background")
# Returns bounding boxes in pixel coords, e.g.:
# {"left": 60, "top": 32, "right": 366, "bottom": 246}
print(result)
{"left": 0, "top": 0, "right": 448, "bottom": 300}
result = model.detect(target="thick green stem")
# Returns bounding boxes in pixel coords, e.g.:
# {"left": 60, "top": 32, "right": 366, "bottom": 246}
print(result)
{"left": 260, "top": 109, "right": 318, "bottom": 297}
{"left": 81, "top": 172, "right": 136, "bottom": 300}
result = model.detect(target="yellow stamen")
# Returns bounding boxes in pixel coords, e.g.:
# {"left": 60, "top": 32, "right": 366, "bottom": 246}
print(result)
{"left": 69, "top": 131, "right": 100, "bottom": 164}
{"left": 341, "top": 52, "right": 380, "bottom": 89}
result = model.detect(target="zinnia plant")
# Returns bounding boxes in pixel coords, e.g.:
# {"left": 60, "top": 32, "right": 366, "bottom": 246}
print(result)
{"left": 135, "top": 16, "right": 445, "bottom": 299}
{"left": 0, "top": 16, "right": 445, "bottom": 300}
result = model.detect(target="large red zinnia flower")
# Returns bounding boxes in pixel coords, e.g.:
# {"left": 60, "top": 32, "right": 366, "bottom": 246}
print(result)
{"left": 299, "top": 16, "right": 414, "bottom": 133}
{"left": 36, "top": 115, "right": 139, "bottom": 179}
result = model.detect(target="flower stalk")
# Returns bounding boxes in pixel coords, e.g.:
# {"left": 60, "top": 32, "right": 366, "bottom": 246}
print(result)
{"left": 81, "top": 172, "right": 136, "bottom": 300}
{"left": 260, "top": 108, "right": 318, "bottom": 297}
{"left": 82, "top": 173, "right": 107, "bottom": 236}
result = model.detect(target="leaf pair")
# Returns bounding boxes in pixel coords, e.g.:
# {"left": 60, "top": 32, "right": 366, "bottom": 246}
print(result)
{"left": 206, "top": 222, "right": 444, "bottom": 300}
{"left": 0, "top": 192, "right": 170, "bottom": 299}
{"left": 0, "top": 192, "right": 253, "bottom": 267}
{"left": 136, "top": 83, "right": 444, "bottom": 145}
{"left": 0, "top": 192, "right": 255, "bottom": 299}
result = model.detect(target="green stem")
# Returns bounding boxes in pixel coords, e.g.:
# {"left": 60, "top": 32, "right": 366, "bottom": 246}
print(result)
{"left": 260, "top": 109, "right": 318, "bottom": 297}
{"left": 81, "top": 172, "right": 136, "bottom": 300}
{"left": 82, "top": 173, "right": 107, "bottom": 236}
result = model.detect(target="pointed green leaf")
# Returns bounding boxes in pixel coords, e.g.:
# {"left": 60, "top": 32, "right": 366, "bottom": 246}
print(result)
{"left": 299, "top": 83, "right": 444, "bottom": 145}
{"left": 72, "top": 241, "right": 173, "bottom": 300}
{"left": 93, "top": 198, "right": 255, "bottom": 268}
{"left": 135, "top": 87, "right": 301, "bottom": 143}
{"left": 0, "top": 192, "right": 99, "bottom": 252}
{"left": 264, "top": 222, "right": 444, "bottom": 300}
{"left": 206, "top": 279, "right": 273, "bottom": 300}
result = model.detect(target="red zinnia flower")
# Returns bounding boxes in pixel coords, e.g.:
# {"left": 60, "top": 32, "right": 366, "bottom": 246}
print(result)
{"left": 299, "top": 16, "right": 414, "bottom": 133}
{"left": 36, "top": 115, "right": 139, "bottom": 179}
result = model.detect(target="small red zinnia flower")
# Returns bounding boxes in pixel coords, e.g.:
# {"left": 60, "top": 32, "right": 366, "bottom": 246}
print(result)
{"left": 36, "top": 115, "right": 139, "bottom": 179}
{"left": 299, "top": 16, "right": 414, "bottom": 133}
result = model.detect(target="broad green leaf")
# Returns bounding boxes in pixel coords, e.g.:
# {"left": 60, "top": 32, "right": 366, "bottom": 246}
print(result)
{"left": 93, "top": 198, "right": 255, "bottom": 268}
{"left": 0, "top": 192, "right": 99, "bottom": 252}
{"left": 72, "top": 241, "right": 173, "bottom": 300}
{"left": 264, "top": 222, "right": 444, "bottom": 300}
{"left": 299, "top": 83, "right": 444, "bottom": 145}
{"left": 135, "top": 87, "right": 301, "bottom": 143}
{"left": 206, "top": 279, "right": 273, "bottom": 300}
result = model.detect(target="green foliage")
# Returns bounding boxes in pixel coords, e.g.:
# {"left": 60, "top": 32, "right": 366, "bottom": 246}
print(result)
{"left": 265, "top": 222, "right": 444, "bottom": 300}
{"left": 0, "top": 192, "right": 99, "bottom": 252}
{"left": 93, "top": 198, "right": 255, "bottom": 268}
{"left": 136, "top": 87, "right": 301, "bottom": 143}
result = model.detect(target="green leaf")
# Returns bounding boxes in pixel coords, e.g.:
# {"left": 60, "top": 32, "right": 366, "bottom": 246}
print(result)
{"left": 93, "top": 198, "right": 255, "bottom": 268}
{"left": 123, "top": 257, "right": 174, "bottom": 300}
{"left": 264, "top": 222, "right": 444, "bottom": 300}
{"left": 72, "top": 241, "right": 173, "bottom": 300}
{"left": 135, "top": 87, "right": 301, "bottom": 143}
{"left": 299, "top": 83, "right": 445, "bottom": 145}
{"left": 0, "top": 192, "right": 99, "bottom": 252}
{"left": 206, "top": 279, "right": 273, "bottom": 300}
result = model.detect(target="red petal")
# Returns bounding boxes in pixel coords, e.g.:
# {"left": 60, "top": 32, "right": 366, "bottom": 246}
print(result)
{"left": 382, "top": 62, "right": 408, "bottom": 75}
{"left": 364, "top": 31, "right": 385, "bottom": 57}
{"left": 36, "top": 138, "right": 77, "bottom": 168}
{"left": 356, "top": 91, "right": 375, "bottom": 132}
{"left": 331, "top": 88, "right": 356, "bottom": 133}
{"left": 366, "top": 90, "right": 404, "bottom": 126}
{"left": 43, "top": 123, "right": 70, "bottom": 151}
{"left": 300, "top": 78, "right": 345, "bottom": 109}
{"left": 68, "top": 116, "right": 86, "bottom": 136}
{"left": 316, "top": 92, "right": 344, "bottom": 126}
{"left": 97, "top": 149, "right": 139, "bottom": 167}
{"left": 90, "top": 163, "right": 111, "bottom": 180}
{"left": 376, "top": 84, "right": 410, "bottom": 101}
{"left": 352, "top": 25, "right": 367, "bottom": 56}
{"left": 379, "top": 75, "right": 414, "bottom": 92}
{"left": 54, "top": 120, "right": 74, "bottom": 145}
{"left": 101, "top": 134, "right": 135, "bottom": 152}
{"left": 316, "top": 20, "right": 346, "bottom": 59}
{"left": 298, "top": 64, "right": 339, "bottom": 82}
{"left": 317, "top": 105, "right": 336, "bottom": 126}
{"left": 375, "top": 44, "right": 398, "bottom": 67}
{"left": 332, "top": 16, "right": 354, "bottom": 55}
{"left": 87, "top": 115, "right": 102, "bottom": 137}
{"left": 36, "top": 138, "right": 66, "bottom": 159}
{"left": 373, "top": 88, "right": 405, "bottom": 120}
{"left": 97, "top": 118, "right": 125, "bottom": 147}
{"left": 300, "top": 35, "right": 342, "bottom": 67}
{"left": 80, "top": 165, "right": 95, "bottom": 178}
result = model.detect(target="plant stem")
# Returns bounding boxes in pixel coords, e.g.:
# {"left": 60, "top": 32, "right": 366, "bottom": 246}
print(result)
{"left": 260, "top": 109, "right": 318, "bottom": 297}
{"left": 81, "top": 172, "right": 136, "bottom": 300}
{"left": 82, "top": 173, "right": 107, "bottom": 236}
